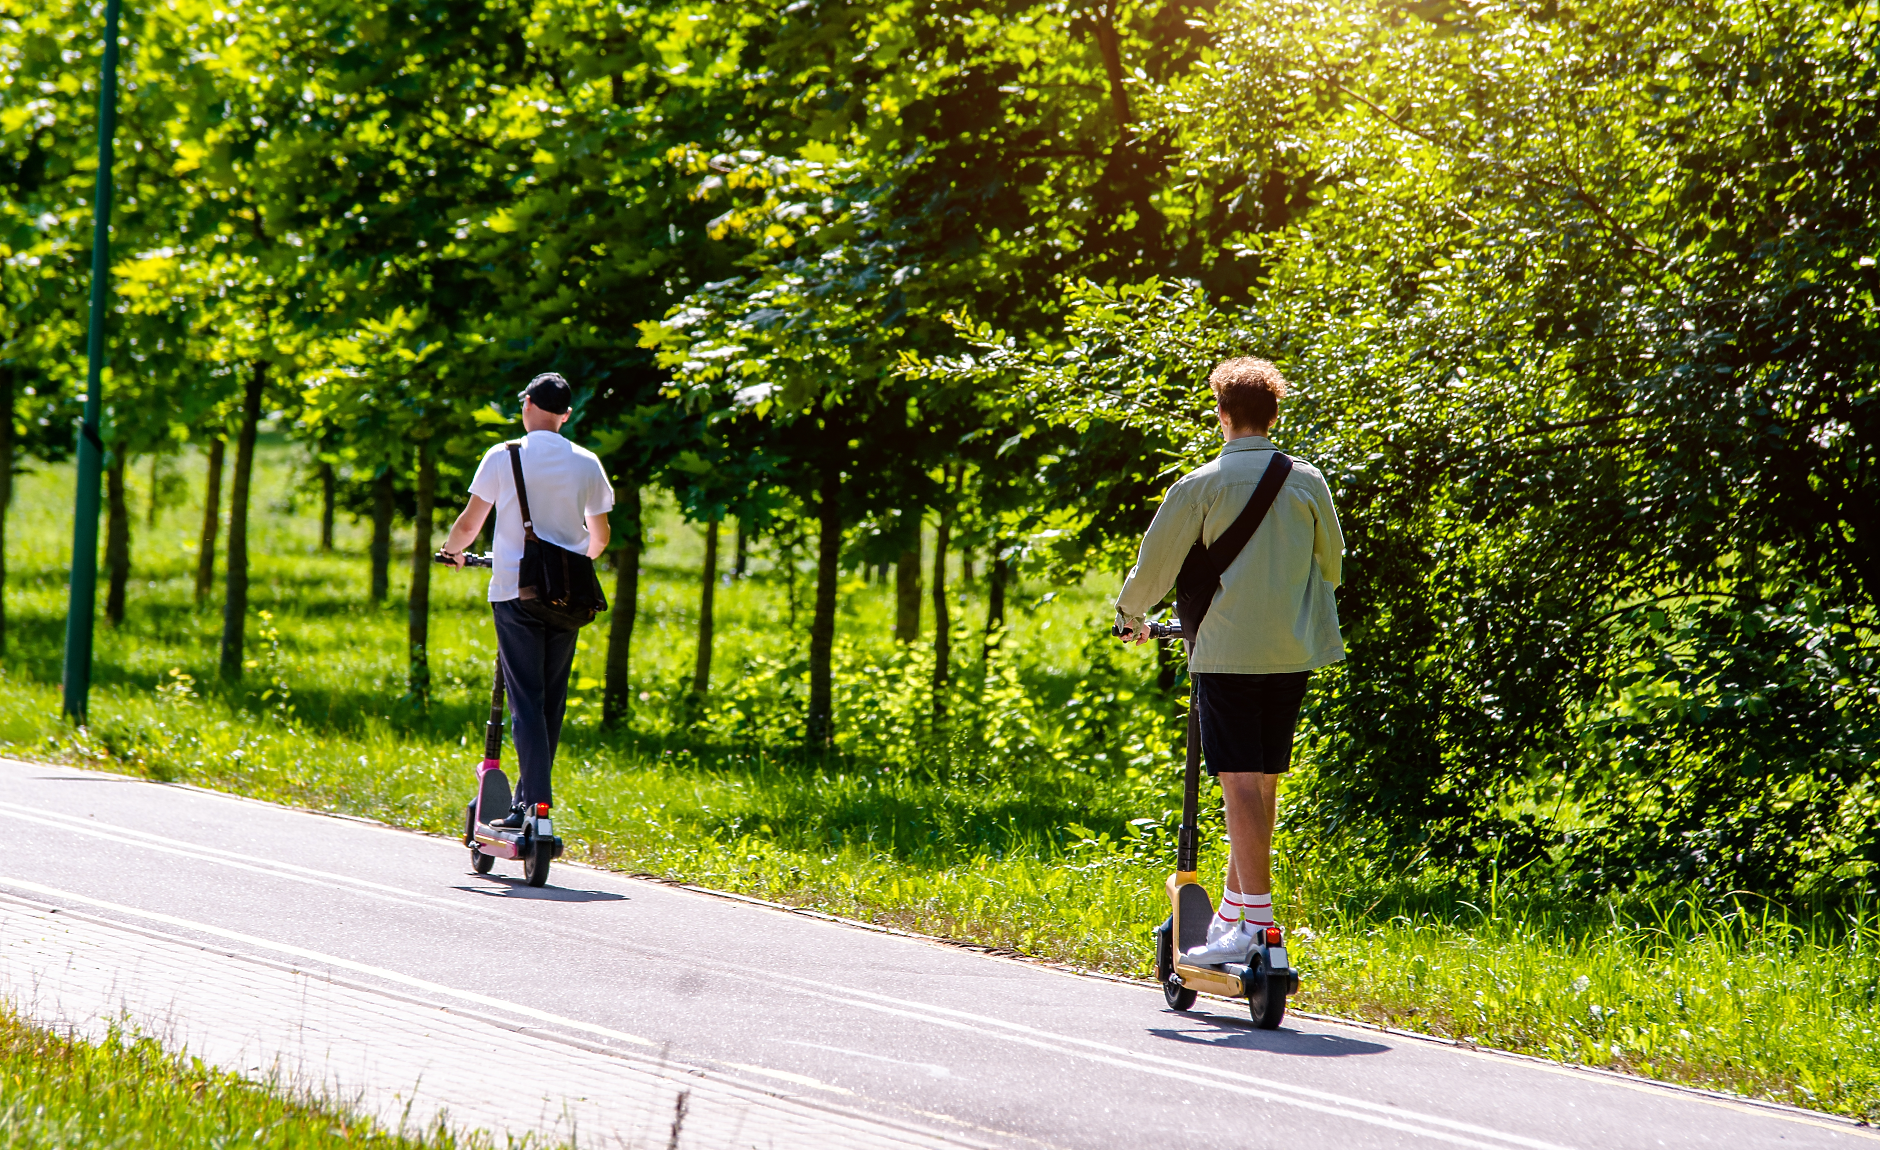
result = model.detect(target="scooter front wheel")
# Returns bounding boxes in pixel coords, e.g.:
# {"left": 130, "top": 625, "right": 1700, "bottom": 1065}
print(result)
{"left": 1154, "top": 918, "right": 1198, "bottom": 1011}
{"left": 523, "top": 841, "right": 552, "bottom": 887}
{"left": 470, "top": 847, "right": 494, "bottom": 875}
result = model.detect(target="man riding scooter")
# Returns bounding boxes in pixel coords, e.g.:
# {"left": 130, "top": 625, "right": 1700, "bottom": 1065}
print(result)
{"left": 438, "top": 373, "right": 615, "bottom": 830}
{"left": 1115, "top": 358, "right": 1346, "bottom": 964}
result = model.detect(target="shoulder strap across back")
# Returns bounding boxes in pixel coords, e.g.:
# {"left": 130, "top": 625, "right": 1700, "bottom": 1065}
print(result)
{"left": 1205, "top": 452, "right": 1292, "bottom": 578}
{"left": 504, "top": 441, "right": 538, "bottom": 541}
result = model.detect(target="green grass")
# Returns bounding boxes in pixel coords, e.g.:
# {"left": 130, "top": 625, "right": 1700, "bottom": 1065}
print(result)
{"left": 3, "top": 438, "right": 1879, "bottom": 1121}
{"left": 0, "top": 1007, "right": 529, "bottom": 1148}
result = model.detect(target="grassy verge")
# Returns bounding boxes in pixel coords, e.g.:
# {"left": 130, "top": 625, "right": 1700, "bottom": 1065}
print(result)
{"left": 3, "top": 440, "right": 1877, "bottom": 1120}
{"left": 0, "top": 1008, "right": 524, "bottom": 1148}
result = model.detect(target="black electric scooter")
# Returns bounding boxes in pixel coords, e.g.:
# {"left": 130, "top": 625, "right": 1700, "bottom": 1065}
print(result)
{"left": 435, "top": 551, "right": 563, "bottom": 888}
{"left": 1122, "top": 619, "right": 1297, "bottom": 1028}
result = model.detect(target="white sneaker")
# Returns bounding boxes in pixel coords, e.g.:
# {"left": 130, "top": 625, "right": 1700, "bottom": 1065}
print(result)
{"left": 1183, "top": 922, "right": 1254, "bottom": 967}
{"left": 1204, "top": 914, "right": 1243, "bottom": 946}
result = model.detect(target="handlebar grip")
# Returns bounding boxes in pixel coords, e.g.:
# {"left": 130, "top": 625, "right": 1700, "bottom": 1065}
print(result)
{"left": 434, "top": 550, "right": 494, "bottom": 569}
{"left": 1111, "top": 621, "right": 1186, "bottom": 640}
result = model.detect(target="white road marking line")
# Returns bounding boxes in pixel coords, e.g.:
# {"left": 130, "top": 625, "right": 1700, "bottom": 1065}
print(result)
{"left": 0, "top": 875, "right": 658, "bottom": 1049}
{"left": 788, "top": 1041, "right": 953, "bottom": 1079}
{"left": 770, "top": 975, "right": 1577, "bottom": 1150}
{"left": 796, "top": 990, "right": 1550, "bottom": 1150}
{"left": 0, "top": 895, "right": 1003, "bottom": 1150}
{"left": 721, "top": 1062, "right": 856, "bottom": 1095}
{"left": 37, "top": 812, "right": 477, "bottom": 912}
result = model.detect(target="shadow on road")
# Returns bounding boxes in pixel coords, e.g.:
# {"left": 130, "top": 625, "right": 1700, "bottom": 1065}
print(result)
{"left": 1147, "top": 1016, "right": 1389, "bottom": 1057}
{"left": 454, "top": 879, "right": 630, "bottom": 903}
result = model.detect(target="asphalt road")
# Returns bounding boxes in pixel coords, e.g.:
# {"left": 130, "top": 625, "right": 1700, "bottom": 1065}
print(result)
{"left": 0, "top": 757, "right": 1865, "bottom": 1150}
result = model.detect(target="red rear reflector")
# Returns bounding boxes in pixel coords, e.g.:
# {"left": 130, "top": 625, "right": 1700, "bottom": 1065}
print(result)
{"left": 1266, "top": 927, "right": 1283, "bottom": 946}
{"left": 536, "top": 803, "right": 550, "bottom": 816}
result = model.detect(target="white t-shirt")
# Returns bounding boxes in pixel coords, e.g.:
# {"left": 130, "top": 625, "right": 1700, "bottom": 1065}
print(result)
{"left": 468, "top": 431, "right": 615, "bottom": 602}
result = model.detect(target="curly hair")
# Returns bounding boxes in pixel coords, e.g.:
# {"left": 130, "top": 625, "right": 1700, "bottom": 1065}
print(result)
{"left": 1207, "top": 357, "right": 1289, "bottom": 431}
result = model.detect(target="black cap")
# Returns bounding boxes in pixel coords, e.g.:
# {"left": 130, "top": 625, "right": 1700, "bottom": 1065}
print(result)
{"left": 518, "top": 372, "right": 572, "bottom": 415}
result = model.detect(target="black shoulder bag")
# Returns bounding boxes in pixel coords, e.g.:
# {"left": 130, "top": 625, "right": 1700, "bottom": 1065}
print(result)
{"left": 1173, "top": 452, "right": 1292, "bottom": 642}
{"left": 506, "top": 442, "right": 608, "bottom": 633}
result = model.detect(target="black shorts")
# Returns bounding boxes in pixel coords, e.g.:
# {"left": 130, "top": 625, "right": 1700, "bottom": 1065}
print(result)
{"left": 1194, "top": 671, "right": 1311, "bottom": 775}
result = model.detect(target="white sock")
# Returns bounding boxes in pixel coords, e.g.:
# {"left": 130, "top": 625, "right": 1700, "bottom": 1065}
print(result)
{"left": 1242, "top": 893, "right": 1275, "bottom": 928}
{"left": 1211, "top": 891, "right": 1244, "bottom": 930}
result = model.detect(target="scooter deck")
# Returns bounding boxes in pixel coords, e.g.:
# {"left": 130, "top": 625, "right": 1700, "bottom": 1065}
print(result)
{"left": 1167, "top": 873, "right": 1247, "bottom": 995}
{"left": 476, "top": 767, "right": 511, "bottom": 824}
{"left": 470, "top": 767, "right": 524, "bottom": 857}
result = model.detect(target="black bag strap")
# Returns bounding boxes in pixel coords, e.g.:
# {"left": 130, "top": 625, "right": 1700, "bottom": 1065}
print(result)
{"left": 1203, "top": 451, "right": 1293, "bottom": 578}
{"left": 505, "top": 442, "right": 539, "bottom": 542}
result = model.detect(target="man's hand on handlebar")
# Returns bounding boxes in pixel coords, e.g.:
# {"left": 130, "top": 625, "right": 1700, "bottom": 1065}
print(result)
{"left": 1115, "top": 611, "right": 1152, "bottom": 645}
{"left": 1111, "top": 613, "right": 1185, "bottom": 642}
{"left": 433, "top": 549, "right": 494, "bottom": 569}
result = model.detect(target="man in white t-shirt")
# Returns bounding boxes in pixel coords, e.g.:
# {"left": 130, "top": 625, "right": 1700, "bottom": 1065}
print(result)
{"left": 439, "top": 373, "right": 615, "bottom": 828}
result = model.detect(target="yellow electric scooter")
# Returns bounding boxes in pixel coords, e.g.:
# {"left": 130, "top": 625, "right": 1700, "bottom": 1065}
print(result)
{"left": 1132, "top": 620, "right": 1297, "bottom": 1029}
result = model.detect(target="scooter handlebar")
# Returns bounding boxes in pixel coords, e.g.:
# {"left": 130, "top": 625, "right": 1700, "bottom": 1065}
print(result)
{"left": 1111, "top": 620, "right": 1187, "bottom": 640}
{"left": 434, "top": 550, "right": 494, "bottom": 569}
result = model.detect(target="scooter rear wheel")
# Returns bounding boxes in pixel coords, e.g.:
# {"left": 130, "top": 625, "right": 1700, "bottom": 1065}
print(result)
{"left": 1154, "top": 918, "right": 1198, "bottom": 1011}
{"left": 1247, "top": 954, "right": 1287, "bottom": 1029}
{"left": 523, "top": 842, "right": 552, "bottom": 887}
{"left": 470, "top": 847, "right": 494, "bottom": 875}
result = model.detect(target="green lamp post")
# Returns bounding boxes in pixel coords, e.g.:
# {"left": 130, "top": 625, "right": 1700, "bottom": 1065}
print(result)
{"left": 61, "top": 0, "right": 123, "bottom": 726}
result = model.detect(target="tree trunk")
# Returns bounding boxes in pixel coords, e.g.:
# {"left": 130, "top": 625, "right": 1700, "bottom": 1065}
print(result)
{"left": 219, "top": 362, "right": 265, "bottom": 680}
{"left": 806, "top": 464, "right": 842, "bottom": 749}
{"left": 1088, "top": 1, "right": 1131, "bottom": 129}
{"left": 602, "top": 485, "right": 642, "bottom": 729}
{"left": 931, "top": 502, "right": 952, "bottom": 721}
{"left": 194, "top": 436, "right": 224, "bottom": 605}
{"left": 894, "top": 540, "right": 922, "bottom": 642}
{"left": 0, "top": 369, "right": 13, "bottom": 656}
{"left": 692, "top": 514, "right": 719, "bottom": 699}
{"left": 734, "top": 517, "right": 748, "bottom": 578}
{"left": 985, "top": 547, "right": 1008, "bottom": 659}
{"left": 319, "top": 461, "right": 335, "bottom": 552}
{"left": 104, "top": 454, "right": 130, "bottom": 627}
{"left": 369, "top": 466, "right": 394, "bottom": 601}
{"left": 406, "top": 437, "right": 436, "bottom": 706}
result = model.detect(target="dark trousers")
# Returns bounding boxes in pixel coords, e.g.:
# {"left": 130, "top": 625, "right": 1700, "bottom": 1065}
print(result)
{"left": 492, "top": 600, "right": 579, "bottom": 809}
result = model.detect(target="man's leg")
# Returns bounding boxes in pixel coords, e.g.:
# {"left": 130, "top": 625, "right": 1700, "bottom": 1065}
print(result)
{"left": 1221, "top": 772, "right": 1280, "bottom": 898}
{"left": 539, "top": 624, "right": 579, "bottom": 789}
{"left": 1186, "top": 670, "right": 1308, "bottom": 960}
{"left": 493, "top": 602, "right": 554, "bottom": 811}
{"left": 1221, "top": 668, "right": 1310, "bottom": 926}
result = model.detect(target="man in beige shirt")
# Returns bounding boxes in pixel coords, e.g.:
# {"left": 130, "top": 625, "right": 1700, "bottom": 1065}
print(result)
{"left": 1115, "top": 358, "right": 1345, "bottom": 964}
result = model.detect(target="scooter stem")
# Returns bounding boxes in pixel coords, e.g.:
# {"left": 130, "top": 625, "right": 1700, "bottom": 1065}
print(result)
{"left": 482, "top": 660, "right": 506, "bottom": 764}
{"left": 1178, "top": 676, "right": 1200, "bottom": 875}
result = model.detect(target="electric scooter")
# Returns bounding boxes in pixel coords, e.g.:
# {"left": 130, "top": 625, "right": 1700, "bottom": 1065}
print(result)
{"left": 434, "top": 551, "right": 563, "bottom": 888}
{"left": 1121, "top": 619, "right": 1298, "bottom": 1029}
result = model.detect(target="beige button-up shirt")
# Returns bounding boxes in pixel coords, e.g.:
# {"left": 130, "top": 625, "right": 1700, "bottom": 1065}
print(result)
{"left": 1115, "top": 436, "right": 1346, "bottom": 674}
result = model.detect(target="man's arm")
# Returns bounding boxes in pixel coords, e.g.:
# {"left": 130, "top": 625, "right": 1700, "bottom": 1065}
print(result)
{"left": 586, "top": 513, "right": 610, "bottom": 559}
{"left": 440, "top": 496, "right": 493, "bottom": 568}
{"left": 1309, "top": 471, "right": 1345, "bottom": 588}
{"left": 1114, "top": 479, "right": 1202, "bottom": 641}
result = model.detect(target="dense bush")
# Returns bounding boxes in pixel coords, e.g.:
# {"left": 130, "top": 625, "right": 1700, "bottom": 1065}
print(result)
{"left": 931, "top": 0, "right": 1880, "bottom": 898}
